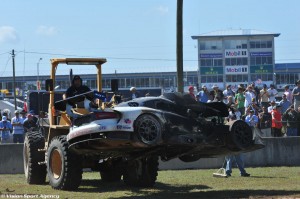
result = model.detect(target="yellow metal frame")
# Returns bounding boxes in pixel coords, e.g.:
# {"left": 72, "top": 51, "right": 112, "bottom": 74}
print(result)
{"left": 46, "top": 58, "right": 106, "bottom": 147}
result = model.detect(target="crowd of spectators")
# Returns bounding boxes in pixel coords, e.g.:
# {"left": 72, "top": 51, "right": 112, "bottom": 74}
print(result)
{"left": 0, "top": 109, "right": 38, "bottom": 144}
{"left": 196, "top": 80, "right": 300, "bottom": 137}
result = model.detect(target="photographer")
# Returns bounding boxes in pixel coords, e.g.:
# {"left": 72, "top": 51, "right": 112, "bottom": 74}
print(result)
{"left": 283, "top": 105, "right": 298, "bottom": 136}
{"left": 0, "top": 116, "right": 13, "bottom": 143}
{"left": 259, "top": 106, "right": 272, "bottom": 137}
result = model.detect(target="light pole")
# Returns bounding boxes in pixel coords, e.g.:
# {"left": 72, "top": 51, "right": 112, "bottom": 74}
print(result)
{"left": 37, "top": 58, "right": 42, "bottom": 116}
{"left": 37, "top": 58, "right": 42, "bottom": 90}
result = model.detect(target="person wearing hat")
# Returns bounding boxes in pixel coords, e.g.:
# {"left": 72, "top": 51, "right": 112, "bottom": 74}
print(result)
{"left": 11, "top": 110, "right": 26, "bottom": 143}
{"left": 223, "top": 85, "right": 235, "bottom": 104}
{"left": 23, "top": 113, "right": 38, "bottom": 134}
{"left": 2, "top": 110, "right": 11, "bottom": 122}
{"left": 283, "top": 105, "right": 298, "bottom": 136}
{"left": 271, "top": 104, "right": 282, "bottom": 137}
{"left": 267, "top": 84, "right": 278, "bottom": 102}
{"left": 0, "top": 116, "right": 13, "bottom": 143}
{"left": 259, "top": 84, "right": 270, "bottom": 109}
{"left": 28, "top": 110, "right": 38, "bottom": 124}
{"left": 245, "top": 109, "right": 259, "bottom": 128}
{"left": 284, "top": 85, "right": 292, "bottom": 103}
{"left": 292, "top": 80, "right": 300, "bottom": 112}
{"left": 209, "top": 84, "right": 224, "bottom": 102}
{"left": 188, "top": 86, "right": 196, "bottom": 101}
{"left": 268, "top": 100, "right": 276, "bottom": 113}
{"left": 259, "top": 106, "right": 272, "bottom": 137}
{"left": 197, "top": 85, "right": 209, "bottom": 103}
{"left": 129, "top": 87, "right": 140, "bottom": 100}
{"left": 66, "top": 75, "right": 91, "bottom": 99}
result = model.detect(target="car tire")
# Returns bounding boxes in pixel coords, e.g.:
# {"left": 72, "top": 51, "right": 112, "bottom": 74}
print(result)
{"left": 23, "top": 131, "right": 46, "bottom": 184}
{"left": 46, "top": 136, "right": 82, "bottom": 190}
{"left": 123, "top": 156, "right": 159, "bottom": 187}
{"left": 228, "top": 120, "right": 253, "bottom": 150}
{"left": 134, "top": 114, "right": 162, "bottom": 145}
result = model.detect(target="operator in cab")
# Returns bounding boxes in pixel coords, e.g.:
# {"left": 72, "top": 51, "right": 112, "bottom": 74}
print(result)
{"left": 66, "top": 75, "right": 91, "bottom": 98}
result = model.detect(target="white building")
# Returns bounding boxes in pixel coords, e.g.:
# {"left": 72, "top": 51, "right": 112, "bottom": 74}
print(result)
{"left": 192, "top": 29, "right": 280, "bottom": 90}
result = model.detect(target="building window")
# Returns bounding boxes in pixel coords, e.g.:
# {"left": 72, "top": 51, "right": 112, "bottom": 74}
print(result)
{"left": 249, "top": 40, "right": 272, "bottom": 49}
{"left": 251, "top": 73, "right": 273, "bottom": 82}
{"left": 199, "top": 40, "right": 222, "bottom": 50}
{"left": 201, "top": 75, "right": 223, "bottom": 83}
{"left": 226, "top": 75, "right": 248, "bottom": 82}
{"left": 267, "top": 41, "right": 272, "bottom": 48}
{"left": 250, "top": 56, "right": 273, "bottom": 65}
{"left": 213, "top": 59, "right": 223, "bottom": 66}
{"left": 276, "top": 73, "right": 298, "bottom": 85}
{"left": 224, "top": 40, "right": 247, "bottom": 49}
{"left": 200, "top": 58, "right": 222, "bottom": 66}
{"left": 225, "top": 58, "right": 248, "bottom": 66}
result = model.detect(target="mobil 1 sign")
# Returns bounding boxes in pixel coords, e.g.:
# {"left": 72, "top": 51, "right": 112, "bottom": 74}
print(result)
{"left": 225, "top": 66, "right": 248, "bottom": 74}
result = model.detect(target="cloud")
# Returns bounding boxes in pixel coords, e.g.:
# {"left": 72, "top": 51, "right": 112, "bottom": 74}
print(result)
{"left": 0, "top": 26, "right": 19, "bottom": 44}
{"left": 156, "top": 5, "right": 169, "bottom": 15}
{"left": 36, "top": 25, "right": 58, "bottom": 36}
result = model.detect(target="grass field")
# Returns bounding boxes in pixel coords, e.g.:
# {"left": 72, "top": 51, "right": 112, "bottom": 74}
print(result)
{"left": 0, "top": 167, "right": 300, "bottom": 199}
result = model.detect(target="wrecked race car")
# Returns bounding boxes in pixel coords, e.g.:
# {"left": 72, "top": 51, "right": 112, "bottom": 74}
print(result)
{"left": 24, "top": 58, "right": 263, "bottom": 191}
{"left": 66, "top": 91, "right": 263, "bottom": 161}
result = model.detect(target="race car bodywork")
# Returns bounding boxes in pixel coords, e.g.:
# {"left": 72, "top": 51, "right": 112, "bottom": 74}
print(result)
{"left": 65, "top": 92, "right": 263, "bottom": 162}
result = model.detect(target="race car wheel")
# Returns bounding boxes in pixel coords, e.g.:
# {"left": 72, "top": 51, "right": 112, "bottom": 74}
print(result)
{"left": 228, "top": 120, "right": 253, "bottom": 150}
{"left": 123, "top": 156, "right": 158, "bottom": 187}
{"left": 47, "top": 136, "right": 82, "bottom": 190}
{"left": 134, "top": 114, "right": 162, "bottom": 145}
{"left": 23, "top": 131, "right": 46, "bottom": 184}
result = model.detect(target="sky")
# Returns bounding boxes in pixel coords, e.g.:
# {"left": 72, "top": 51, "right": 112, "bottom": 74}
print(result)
{"left": 0, "top": 0, "right": 299, "bottom": 77}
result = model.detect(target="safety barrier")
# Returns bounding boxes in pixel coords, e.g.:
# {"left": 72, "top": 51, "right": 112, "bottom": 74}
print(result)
{"left": 0, "top": 137, "right": 299, "bottom": 174}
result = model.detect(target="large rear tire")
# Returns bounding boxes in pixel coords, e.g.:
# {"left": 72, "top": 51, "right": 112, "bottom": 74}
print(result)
{"left": 23, "top": 131, "right": 46, "bottom": 184}
{"left": 123, "top": 156, "right": 159, "bottom": 187}
{"left": 228, "top": 120, "right": 253, "bottom": 150}
{"left": 46, "top": 136, "right": 82, "bottom": 190}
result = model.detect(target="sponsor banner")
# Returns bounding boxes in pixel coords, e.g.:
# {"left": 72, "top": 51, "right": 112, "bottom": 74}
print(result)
{"left": 225, "top": 66, "right": 248, "bottom": 74}
{"left": 200, "top": 67, "right": 223, "bottom": 75}
{"left": 199, "top": 53, "right": 223, "bottom": 59}
{"left": 250, "top": 65, "right": 273, "bottom": 73}
{"left": 225, "top": 49, "right": 248, "bottom": 58}
{"left": 250, "top": 52, "right": 272, "bottom": 57}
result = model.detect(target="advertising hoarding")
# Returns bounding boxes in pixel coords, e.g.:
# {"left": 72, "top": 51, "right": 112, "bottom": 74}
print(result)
{"left": 199, "top": 53, "right": 223, "bottom": 59}
{"left": 250, "top": 65, "right": 273, "bottom": 73}
{"left": 200, "top": 67, "right": 223, "bottom": 75}
{"left": 225, "top": 49, "right": 248, "bottom": 58}
{"left": 225, "top": 66, "right": 248, "bottom": 74}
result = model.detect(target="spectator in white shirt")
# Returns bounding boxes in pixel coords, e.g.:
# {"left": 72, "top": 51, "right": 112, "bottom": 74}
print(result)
{"left": 267, "top": 84, "right": 278, "bottom": 102}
